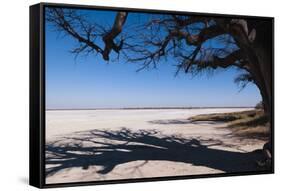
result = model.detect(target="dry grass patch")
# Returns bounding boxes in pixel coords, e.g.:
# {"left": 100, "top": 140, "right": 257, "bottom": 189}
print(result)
{"left": 188, "top": 110, "right": 270, "bottom": 140}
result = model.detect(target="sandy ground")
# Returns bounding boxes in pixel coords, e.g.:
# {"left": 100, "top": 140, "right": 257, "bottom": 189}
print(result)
{"left": 45, "top": 108, "right": 266, "bottom": 184}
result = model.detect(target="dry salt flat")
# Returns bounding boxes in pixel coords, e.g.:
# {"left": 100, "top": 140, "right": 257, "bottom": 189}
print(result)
{"left": 45, "top": 108, "right": 265, "bottom": 184}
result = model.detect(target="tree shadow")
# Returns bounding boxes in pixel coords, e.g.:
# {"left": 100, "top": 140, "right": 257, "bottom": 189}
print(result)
{"left": 46, "top": 127, "right": 266, "bottom": 178}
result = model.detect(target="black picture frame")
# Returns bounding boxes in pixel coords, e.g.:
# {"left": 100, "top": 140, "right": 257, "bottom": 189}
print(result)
{"left": 30, "top": 2, "right": 274, "bottom": 188}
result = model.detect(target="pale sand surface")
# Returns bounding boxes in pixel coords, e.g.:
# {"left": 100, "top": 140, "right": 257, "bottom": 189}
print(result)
{"left": 46, "top": 108, "right": 265, "bottom": 184}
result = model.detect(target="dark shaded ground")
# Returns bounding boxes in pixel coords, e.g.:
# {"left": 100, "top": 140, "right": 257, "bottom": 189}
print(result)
{"left": 46, "top": 128, "right": 268, "bottom": 178}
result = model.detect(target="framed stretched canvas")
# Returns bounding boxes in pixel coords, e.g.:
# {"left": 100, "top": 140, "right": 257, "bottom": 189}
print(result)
{"left": 29, "top": 2, "right": 274, "bottom": 188}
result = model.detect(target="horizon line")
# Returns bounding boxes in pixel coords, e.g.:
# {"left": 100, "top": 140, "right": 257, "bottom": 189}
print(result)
{"left": 46, "top": 106, "right": 255, "bottom": 111}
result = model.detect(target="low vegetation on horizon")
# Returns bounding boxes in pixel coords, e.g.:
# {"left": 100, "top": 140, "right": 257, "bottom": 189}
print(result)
{"left": 189, "top": 109, "right": 269, "bottom": 140}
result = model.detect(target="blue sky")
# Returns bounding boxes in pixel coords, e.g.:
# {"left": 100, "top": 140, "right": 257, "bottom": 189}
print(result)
{"left": 45, "top": 8, "right": 261, "bottom": 109}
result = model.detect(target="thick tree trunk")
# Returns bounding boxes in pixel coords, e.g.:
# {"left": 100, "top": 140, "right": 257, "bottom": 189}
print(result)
{"left": 230, "top": 19, "right": 273, "bottom": 118}
{"left": 230, "top": 20, "right": 273, "bottom": 161}
{"left": 251, "top": 44, "right": 272, "bottom": 119}
{"left": 252, "top": 21, "right": 273, "bottom": 119}
{"left": 247, "top": 21, "right": 273, "bottom": 161}
{"left": 254, "top": 38, "right": 273, "bottom": 160}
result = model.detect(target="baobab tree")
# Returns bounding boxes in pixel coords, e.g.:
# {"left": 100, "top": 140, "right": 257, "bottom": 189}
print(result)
{"left": 46, "top": 8, "right": 273, "bottom": 140}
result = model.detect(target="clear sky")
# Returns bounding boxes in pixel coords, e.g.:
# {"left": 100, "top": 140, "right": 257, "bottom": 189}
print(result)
{"left": 45, "top": 8, "right": 261, "bottom": 109}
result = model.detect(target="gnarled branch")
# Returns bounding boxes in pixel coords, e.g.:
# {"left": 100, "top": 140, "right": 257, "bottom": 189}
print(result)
{"left": 102, "top": 12, "right": 128, "bottom": 60}
{"left": 46, "top": 8, "right": 128, "bottom": 61}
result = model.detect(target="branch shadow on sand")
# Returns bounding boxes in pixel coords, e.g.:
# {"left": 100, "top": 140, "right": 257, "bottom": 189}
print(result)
{"left": 46, "top": 127, "right": 267, "bottom": 178}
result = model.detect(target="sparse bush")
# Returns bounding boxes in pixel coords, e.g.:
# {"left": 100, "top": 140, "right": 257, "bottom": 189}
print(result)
{"left": 255, "top": 101, "right": 264, "bottom": 109}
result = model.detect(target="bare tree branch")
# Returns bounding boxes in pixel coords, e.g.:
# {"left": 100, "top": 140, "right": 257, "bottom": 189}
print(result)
{"left": 45, "top": 8, "right": 273, "bottom": 117}
{"left": 46, "top": 8, "right": 128, "bottom": 61}
{"left": 102, "top": 12, "right": 128, "bottom": 60}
